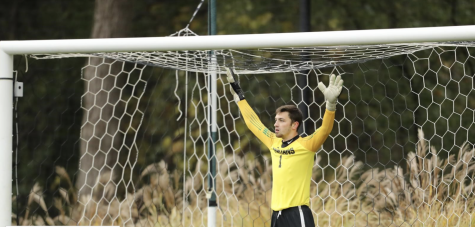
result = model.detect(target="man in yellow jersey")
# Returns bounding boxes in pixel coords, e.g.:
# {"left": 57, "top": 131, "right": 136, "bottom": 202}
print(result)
{"left": 226, "top": 68, "right": 343, "bottom": 227}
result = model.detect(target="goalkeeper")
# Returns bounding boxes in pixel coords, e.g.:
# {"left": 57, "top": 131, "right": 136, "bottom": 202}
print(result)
{"left": 226, "top": 68, "right": 343, "bottom": 227}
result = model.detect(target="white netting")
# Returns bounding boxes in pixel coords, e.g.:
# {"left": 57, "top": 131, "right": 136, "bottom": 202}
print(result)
{"left": 31, "top": 28, "right": 475, "bottom": 75}
{"left": 15, "top": 31, "right": 475, "bottom": 227}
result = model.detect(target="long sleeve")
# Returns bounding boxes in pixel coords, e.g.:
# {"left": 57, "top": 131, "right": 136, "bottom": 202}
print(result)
{"left": 237, "top": 100, "right": 275, "bottom": 149}
{"left": 299, "top": 109, "right": 335, "bottom": 152}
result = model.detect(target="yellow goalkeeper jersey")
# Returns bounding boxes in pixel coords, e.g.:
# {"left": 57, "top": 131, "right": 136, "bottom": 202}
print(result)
{"left": 238, "top": 100, "right": 335, "bottom": 211}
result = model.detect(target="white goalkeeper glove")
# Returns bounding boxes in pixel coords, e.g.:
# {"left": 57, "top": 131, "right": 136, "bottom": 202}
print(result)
{"left": 225, "top": 67, "right": 245, "bottom": 103}
{"left": 318, "top": 74, "right": 344, "bottom": 111}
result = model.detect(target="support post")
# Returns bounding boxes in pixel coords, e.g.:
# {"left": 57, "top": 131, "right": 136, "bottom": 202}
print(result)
{"left": 207, "top": 54, "right": 217, "bottom": 227}
{"left": 298, "top": 0, "right": 311, "bottom": 135}
{"left": 207, "top": 0, "right": 217, "bottom": 226}
{"left": 0, "top": 50, "right": 13, "bottom": 226}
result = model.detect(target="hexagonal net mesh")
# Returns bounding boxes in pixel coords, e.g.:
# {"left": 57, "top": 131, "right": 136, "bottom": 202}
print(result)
{"left": 17, "top": 38, "right": 475, "bottom": 227}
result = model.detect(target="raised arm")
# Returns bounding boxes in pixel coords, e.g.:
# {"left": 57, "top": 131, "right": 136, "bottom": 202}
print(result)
{"left": 226, "top": 68, "right": 274, "bottom": 149}
{"left": 301, "top": 74, "right": 343, "bottom": 151}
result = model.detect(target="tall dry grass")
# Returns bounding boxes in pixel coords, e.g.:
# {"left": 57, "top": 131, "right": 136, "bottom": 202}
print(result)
{"left": 14, "top": 129, "right": 475, "bottom": 226}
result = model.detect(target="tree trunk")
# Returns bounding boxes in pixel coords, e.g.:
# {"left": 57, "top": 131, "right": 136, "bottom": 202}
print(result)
{"left": 76, "top": 0, "right": 132, "bottom": 198}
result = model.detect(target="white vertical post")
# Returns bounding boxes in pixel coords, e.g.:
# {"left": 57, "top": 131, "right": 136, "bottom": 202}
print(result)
{"left": 207, "top": 53, "right": 217, "bottom": 227}
{"left": 0, "top": 50, "right": 13, "bottom": 226}
{"left": 208, "top": 0, "right": 218, "bottom": 225}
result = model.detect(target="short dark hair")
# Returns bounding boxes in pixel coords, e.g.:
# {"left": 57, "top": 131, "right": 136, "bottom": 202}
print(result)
{"left": 276, "top": 105, "right": 303, "bottom": 131}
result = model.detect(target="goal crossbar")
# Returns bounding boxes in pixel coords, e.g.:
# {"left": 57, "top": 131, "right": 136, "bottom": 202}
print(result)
{"left": 2, "top": 25, "right": 475, "bottom": 54}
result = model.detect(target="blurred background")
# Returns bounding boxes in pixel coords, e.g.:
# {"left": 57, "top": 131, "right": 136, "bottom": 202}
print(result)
{"left": 2, "top": 0, "right": 475, "bottom": 226}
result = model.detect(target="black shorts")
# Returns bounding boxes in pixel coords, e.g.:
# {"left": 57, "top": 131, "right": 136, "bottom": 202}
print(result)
{"left": 271, "top": 205, "right": 315, "bottom": 227}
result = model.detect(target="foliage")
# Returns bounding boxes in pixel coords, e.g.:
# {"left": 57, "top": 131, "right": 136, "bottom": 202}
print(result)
{"left": 3, "top": 0, "right": 475, "bottom": 225}
{"left": 14, "top": 129, "right": 475, "bottom": 226}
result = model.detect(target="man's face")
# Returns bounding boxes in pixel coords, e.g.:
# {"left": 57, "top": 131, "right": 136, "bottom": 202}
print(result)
{"left": 274, "top": 111, "right": 297, "bottom": 139}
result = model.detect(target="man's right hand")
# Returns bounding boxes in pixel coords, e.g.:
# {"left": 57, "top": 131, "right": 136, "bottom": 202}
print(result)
{"left": 225, "top": 67, "right": 245, "bottom": 103}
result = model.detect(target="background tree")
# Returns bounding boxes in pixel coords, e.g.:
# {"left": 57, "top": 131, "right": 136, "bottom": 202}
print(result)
{"left": 76, "top": 0, "right": 133, "bottom": 198}
{"left": 2, "top": 0, "right": 475, "bottom": 221}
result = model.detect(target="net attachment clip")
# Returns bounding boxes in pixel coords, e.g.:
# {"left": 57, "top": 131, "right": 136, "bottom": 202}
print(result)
{"left": 14, "top": 81, "right": 23, "bottom": 98}
{"left": 206, "top": 188, "right": 213, "bottom": 199}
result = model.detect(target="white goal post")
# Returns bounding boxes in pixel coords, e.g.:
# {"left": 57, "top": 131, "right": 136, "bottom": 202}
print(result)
{"left": 2, "top": 25, "right": 475, "bottom": 227}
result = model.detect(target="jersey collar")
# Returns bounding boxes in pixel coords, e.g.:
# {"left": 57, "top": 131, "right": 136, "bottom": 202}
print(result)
{"left": 281, "top": 134, "right": 300, "bottom": 148}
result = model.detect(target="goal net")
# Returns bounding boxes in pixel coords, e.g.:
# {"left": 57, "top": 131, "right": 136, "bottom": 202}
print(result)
{"left": 8, "top": 28, "right": 475, "bottom": 227}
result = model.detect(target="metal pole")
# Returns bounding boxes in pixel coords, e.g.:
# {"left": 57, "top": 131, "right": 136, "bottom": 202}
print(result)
{"left": 4, "top": 25, "right": 475, "bottom": 53}
{"left": 207, "top": 0, "right": 217, "bottom": 226}
{"left": 0, "top": 50, "right": 13, "bottom": 226}
{"left": 299, "top": 0, "right": 310, "bottom": 33}
{"left": 298, "top": 0, "right": 311, "bottom": 135}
